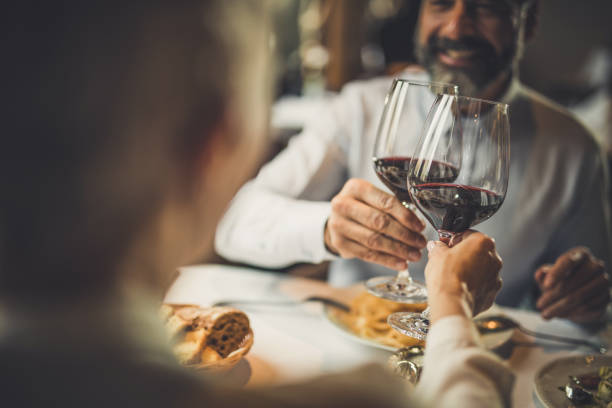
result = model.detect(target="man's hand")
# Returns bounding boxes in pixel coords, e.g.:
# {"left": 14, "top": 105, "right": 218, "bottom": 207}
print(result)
{"left": 426, "top": 231, "right": 503, "bottom": 322}
{"left": 535, "top": 247, "right": 609, "bottom": 323}
{"left": 324, "top": 178, "right": 427, "bottom": 270}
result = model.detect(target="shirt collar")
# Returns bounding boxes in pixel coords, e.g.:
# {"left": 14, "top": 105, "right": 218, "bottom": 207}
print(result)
{"left": 397, "top": 67, "right": 522, "bottom": 104}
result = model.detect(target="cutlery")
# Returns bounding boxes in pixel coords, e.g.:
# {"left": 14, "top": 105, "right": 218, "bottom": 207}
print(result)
{"left": 475, "top": 315, "right": 608, "bottom": 354}
{"left": 212, "top": 296, "right": 350, "bottom": 312}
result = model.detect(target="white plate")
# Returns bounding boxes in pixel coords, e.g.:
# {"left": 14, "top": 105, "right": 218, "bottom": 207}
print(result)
{"left": 323, "top": 306, "right": 514, "bottom": 352}
{"left": 534, "top": 355, "right": 612, "bottom": 407}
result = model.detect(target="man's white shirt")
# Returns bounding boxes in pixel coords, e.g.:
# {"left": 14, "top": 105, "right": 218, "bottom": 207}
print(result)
{"left": 215, "top": 70, "right": 611, "bottom": 307}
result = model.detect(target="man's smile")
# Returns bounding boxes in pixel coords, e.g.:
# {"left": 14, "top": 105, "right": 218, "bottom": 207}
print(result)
{"left": 438, "top": 49, "right": 479, "bottom": 67}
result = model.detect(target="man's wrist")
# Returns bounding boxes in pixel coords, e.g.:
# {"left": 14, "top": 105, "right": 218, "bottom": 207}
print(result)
{"left": 323, "top": 218, "right": 339, "bottom": 255}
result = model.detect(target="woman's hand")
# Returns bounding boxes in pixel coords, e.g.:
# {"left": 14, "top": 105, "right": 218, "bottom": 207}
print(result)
{"left": 425, "top": 231, "right": 503, "bottom": 323}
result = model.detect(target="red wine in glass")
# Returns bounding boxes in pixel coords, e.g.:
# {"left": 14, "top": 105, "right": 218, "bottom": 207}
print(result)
{"left": 409, "top": 183, "right": 503, "bottom": 236}
{"left": 374, "top": 157, "right": 459, "bottom": 207}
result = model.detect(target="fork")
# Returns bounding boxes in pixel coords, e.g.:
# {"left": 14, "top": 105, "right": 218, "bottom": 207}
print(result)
{"left": 212, "top": 296, "right": 350, "bottom": 312}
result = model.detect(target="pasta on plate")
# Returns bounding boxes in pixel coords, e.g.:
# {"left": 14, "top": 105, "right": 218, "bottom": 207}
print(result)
{"left": 329, "top": 292, "right": 426, "bottom": 349}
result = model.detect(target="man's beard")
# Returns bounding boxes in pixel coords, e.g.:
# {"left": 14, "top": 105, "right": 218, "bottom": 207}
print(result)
{"left": 415, "top": 35, "right": 516, "bottom": 97}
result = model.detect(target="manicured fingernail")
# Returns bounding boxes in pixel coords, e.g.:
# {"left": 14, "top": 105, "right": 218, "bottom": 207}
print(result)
{"left": 396, "top": 261, "right": 407, "bottom": 269}
{"left": 409, "top": 250, "right": 421, "bottom": 260}
{"left": 418, "top": 237, "right": 427, "bottom": 247}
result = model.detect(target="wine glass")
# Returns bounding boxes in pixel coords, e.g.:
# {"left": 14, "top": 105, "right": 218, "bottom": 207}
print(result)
{"left": 387, "top": 94, "right": 510, "bottom": 339}
{"left": 366, "top": 79, "right": 458, "bottom": 303}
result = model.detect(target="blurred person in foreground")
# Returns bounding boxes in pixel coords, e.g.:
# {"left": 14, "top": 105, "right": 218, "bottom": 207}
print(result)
{"left": 216, "top": 0, "right": 611, "bottom": 323}
{"left": 0, "top": 1, "right": 513, "bottom": 407}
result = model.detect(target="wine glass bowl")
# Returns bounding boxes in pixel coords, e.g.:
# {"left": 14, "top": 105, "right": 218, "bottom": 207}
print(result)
{"left": 366, "top": 79, "right": 459, "bottom": 304}
{"left": 408, "top": 95, "right": 509, "bottom": 241}
{"left": 388, "top": 94, "right": 510, "bottom": 338}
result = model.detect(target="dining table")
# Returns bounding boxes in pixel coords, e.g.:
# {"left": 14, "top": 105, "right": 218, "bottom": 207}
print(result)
{"left": 164, "top": 263, "right": 612, "bottom": 408}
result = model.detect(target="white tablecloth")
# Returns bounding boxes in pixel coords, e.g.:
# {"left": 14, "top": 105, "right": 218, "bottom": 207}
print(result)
{"left": 165, "top": 264, "right": 612, "bottom": 408}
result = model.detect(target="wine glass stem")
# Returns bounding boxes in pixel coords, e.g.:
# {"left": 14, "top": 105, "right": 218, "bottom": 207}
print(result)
{"left": 397, "top": 265, "right": 412, "bottom": 283}
{"left": 396, "top": 202, "right": 418, "bottom": 284}
{"left": 438, "top": 231, "right": 453, "bottom": 245}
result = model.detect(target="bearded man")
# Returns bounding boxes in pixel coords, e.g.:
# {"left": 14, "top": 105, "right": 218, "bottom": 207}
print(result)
{"left": 216, "top": 0, "right": 611, "bottom": 323}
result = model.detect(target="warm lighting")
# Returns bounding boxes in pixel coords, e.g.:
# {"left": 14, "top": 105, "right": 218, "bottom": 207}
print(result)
{"left": 484, "top": 321, "right": 502, "bottom": 330}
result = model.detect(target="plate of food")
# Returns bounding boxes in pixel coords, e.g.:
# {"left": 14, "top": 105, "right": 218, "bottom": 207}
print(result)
{"left": 324, "top": 291, "right": 514, "bottom": 351}
{"left": 534, "top": 355, "right": 612, "bottom": 407}
{"left": 324, "top": 291, "right": 426, "bottom": 350}
{"left": 160, "top": 304, "right": 253, "bottom": 372}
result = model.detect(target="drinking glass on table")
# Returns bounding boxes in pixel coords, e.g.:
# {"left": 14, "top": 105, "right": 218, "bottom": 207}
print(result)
{"left": 366, "top": 79, "right": 459, "bottom": 303}
{"left": 387, "top": 94, "right": 510, "bottom": 339}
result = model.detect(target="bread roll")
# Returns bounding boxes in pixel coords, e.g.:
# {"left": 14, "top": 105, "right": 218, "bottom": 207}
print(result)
{"left": 192, "top": 307, "right": 250, "bottom": 358}
{"left": 161, "top": 304, "right": 250, "bottom": 364}
{"left": 173, "top": 328, "right": 209, "bottom": 365}
{"left": 200, "top": 347, "right": 222, "bottom": 364}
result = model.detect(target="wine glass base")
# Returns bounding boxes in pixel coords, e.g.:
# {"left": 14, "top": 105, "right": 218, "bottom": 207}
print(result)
{"left": 365, "top": 276, "right": 428, "bottom": 303}
{"left": 388, "top": 312, "right": 429, "bottom": 341}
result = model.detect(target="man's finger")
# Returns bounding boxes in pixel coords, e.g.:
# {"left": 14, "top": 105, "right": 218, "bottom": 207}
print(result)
{"left": 542, "top": 248, "right": 591, "bottom": 290}
{"left": 534, "top": 264, "right": 552, "bottom": 288}
{"left": 334, "top": 236, "right": 409, "bottom": 270}
{"left": 345, "top": 180, "right": 425, "bottom": 231}
{"left": 564, "top": 261, "right": 606, "bottom": 291}
{"left": 339, "top": 198, "right": 426, "bottom": 249}
{"left": 541, "top": 274, "right": 609, "bottom": 319}
{"left": 537, "top": 261, "right": 605, "bottom": 310}
{"left": 332, "top": 216, "right": 422, "bottom": 262}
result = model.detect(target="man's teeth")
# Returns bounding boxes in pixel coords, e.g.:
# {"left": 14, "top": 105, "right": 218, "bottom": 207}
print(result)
{"left": 445, "top": 49, "right": 476, "bottom": 59}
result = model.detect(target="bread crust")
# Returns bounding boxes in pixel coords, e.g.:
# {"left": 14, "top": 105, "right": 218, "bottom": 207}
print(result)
{"left": 162, "top": 304, "right": 251, "bottom": 365}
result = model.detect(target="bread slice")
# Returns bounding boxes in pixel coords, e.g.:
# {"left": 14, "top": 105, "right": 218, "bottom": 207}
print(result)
{"left": 200, "top": 347, "right": 222, "bottom": 364}
{"left": 161, "top": 304, "right": 250, "bottom": 364}
{"left": 172, "top": 328, "right": 209, "bottom": 365}
{"left": 158, "top": 304, "right": 174, "bottom": 322}
{"left": 192, "top": 307, "right": 250, "bottom": 358}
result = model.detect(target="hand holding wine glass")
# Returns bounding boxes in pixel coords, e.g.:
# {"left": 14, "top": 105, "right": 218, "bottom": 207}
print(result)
{"left": 324, "top": 178, "right": 427, "bottom": 271}
{"left": 425, "top": 231, "right": 503, "bottom": 324}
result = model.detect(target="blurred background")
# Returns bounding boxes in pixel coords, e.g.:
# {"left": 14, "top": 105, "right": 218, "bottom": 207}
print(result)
{"left": 267, "top": 0, "right": 612, "bottom": 154}
{"left": 211, "top": 0, "right": 612, "bottom": 275}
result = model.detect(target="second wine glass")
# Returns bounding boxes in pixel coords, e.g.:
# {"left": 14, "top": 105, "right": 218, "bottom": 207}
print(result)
{"left": 388, "top": 93, "right": 510, "bottom": 339}
{"left": 366, "top": 79, "right": 458, "bottom": 303}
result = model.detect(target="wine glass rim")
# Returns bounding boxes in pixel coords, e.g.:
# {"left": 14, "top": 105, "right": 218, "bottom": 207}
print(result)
{"left": 392, "top": 78, "right": 459, "bottom": 92}
{"left": 452, "top": 94, "right": 509, "bottom": 109}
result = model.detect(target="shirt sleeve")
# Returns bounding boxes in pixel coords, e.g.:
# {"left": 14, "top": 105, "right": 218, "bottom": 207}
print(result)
{"left": 215, "top": 87, "right": 365, "bottom": 268}
{"left": 416, "top": 315, "right": 515, "bottom": 408}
